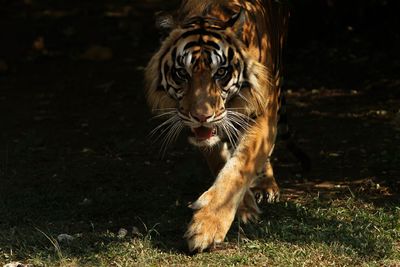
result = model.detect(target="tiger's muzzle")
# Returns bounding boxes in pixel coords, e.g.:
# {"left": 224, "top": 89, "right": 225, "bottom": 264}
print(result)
{"left": 178, "top": 111, "right": 227, "bottom": 147}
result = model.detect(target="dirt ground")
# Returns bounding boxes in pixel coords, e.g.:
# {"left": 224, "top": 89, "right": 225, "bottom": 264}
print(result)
{"left": 0, "top": 0, "right": 399, "bottom": 259}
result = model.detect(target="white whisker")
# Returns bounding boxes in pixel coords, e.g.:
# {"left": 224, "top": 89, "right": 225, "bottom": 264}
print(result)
{"left": 220, "top": 121, "right": 237, "bottom": 148}
{"left": 159, "top": 120, "right": 183, "bottom": 157}
{"left": 225, "top": 119, "right": 241, "bottom": 140}
{"left": 151, "top": 110, "right": 178, "bottom": 120}
{"left": 150, "top": 115, "right": 179, "bottom": 137}
{"left": 226, "top": 110, "right": 254, "bottom": 131}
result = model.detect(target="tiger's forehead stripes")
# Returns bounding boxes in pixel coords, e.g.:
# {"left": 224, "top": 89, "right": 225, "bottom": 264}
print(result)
{"left": 172, "top": 31, "right": 234, "bottom": 72}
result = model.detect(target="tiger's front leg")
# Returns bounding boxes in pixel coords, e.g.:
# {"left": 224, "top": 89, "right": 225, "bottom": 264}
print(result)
{"left": 184, "top": 113, "right": 277, "bottom": 252}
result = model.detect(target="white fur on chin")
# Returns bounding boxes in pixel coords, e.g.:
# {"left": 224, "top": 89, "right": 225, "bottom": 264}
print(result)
{"left": 188, "top": 136, "right": 220, "bottom": 147}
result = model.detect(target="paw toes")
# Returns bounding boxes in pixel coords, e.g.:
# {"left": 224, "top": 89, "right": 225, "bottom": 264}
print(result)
{"left": 265, "top": 189, "right": 280, "bottom": 203}
{"left": 253, "top": 188, "right": 280, "bottom": 204}
{"left": 184, "top": 215, "right": 226, "bottom": 252}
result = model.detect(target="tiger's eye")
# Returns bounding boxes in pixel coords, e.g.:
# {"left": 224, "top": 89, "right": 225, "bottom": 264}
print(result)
{"left": 217, "top": 68, "right": 226, "bottom": 76}
{"left": 176, "top": 68, "right": 188, "bottom": 79}
{"left": 214, "top": 67, "right": 228, "bottom": 79}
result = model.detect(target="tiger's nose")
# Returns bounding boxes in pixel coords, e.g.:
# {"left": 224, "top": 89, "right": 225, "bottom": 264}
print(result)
{"left": 190, "top": 112, "right": 214, "bottom": 123}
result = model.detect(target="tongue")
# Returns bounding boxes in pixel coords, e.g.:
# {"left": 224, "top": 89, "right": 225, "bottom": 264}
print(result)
{"left": 193, "top": 127, "right": 213, "bottom": 140}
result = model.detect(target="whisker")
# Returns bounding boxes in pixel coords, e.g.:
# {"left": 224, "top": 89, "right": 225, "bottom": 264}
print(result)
{"left": 149, "top": 115, "right": 181, "bottom": 146}
{"left": 159, "top": 121, "right": 183, "bottom": 157}
{"left": 225, "top": 119, "right": 241, "bottom": 140}
{"left": 151, "top": 110, "right": 177, "bottom": 120}
{"left": 226, "top": 110, "right": 254, "bottom": 131}
{"left": 220, "top": 121, "right": 237, "bottom": 148}
{"left": 150, "top": 115, "right": 179, "bottom": 137}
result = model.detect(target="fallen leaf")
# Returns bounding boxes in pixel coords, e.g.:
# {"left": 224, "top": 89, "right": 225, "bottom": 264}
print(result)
{"left": 81, "top": 45, "right": 113, "bottom": 61}
{"left": 32, "top": 36, "right": 46, "bottom": 51}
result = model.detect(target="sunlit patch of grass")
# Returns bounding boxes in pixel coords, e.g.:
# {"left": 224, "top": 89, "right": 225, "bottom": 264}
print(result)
{"left": 236, "top": 196, "right": 400, "bottom": 265}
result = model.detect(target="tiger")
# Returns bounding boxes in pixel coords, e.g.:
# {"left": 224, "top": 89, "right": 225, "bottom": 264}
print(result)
{"left": 145, "top": 0, "right": 296, "bottom": 252}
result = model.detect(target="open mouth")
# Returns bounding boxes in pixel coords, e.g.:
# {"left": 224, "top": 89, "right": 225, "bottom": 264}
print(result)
{"left": 191, "top": 126, "right": 217, "bottom": 141}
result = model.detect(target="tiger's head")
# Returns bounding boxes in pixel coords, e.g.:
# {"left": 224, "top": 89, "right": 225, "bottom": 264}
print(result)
{"left": 145, "top": 12, "right": 270, "bottom": 148}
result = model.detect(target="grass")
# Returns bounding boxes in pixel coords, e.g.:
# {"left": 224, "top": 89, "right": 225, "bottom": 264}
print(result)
{"left": 1, "top": 186, "right": 399, "bottom": 266}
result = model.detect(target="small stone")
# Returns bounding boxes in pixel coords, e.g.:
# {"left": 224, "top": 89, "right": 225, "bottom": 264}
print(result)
{"left": 57, "top": 234, "right": 74, "bottom": 242}
{"left": 117, "top": 228, "right": 128, "bottom": 239}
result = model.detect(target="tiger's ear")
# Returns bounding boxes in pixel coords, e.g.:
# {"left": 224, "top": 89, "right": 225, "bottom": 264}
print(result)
{"left": 155, "top": 11, "right": 176, "bottom": 41}
{"left": 225, "top": 9, "right": 246, "bottom": 36}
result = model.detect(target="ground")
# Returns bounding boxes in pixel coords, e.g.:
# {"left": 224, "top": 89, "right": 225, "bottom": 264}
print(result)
{"left": 0, "top": 1, "right": 399, "bottom": 266}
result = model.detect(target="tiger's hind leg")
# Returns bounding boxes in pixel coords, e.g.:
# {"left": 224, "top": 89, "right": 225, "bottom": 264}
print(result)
{"left": 252, "top": 158, "right": 280, "bottom": 204}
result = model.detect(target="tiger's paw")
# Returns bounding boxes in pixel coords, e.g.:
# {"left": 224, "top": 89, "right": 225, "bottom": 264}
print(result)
{"left": 184, "top": 188, "right": 235, "bottom": 252}
{"left": 253, "top": 176, "right": 280, "bottom": 204}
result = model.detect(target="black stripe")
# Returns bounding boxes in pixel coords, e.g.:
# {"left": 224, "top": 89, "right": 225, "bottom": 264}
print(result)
{"left": 218, "top": 51, "right": 226, "bottom": 65}
{"left": 171, "top": 47, "right": 177, "bottom": 61}
{"left": 179, "top": 28, "right": 222, "bottom": 41}
{"left": 242, "top": 62, "right": 248, "bottom": 81}
{"left": 158, "top": 45, "right": 174, "bottom": 85}
{"left": 163, "top": 64, "right": 170, "bottom": 77}
{"left": 183, "top": 41, "right": 199, "bottom": 50}
{"left": 204, "top": 41, "right": 220, "bottom": 50}
{"left": 204, "top": 50, "right": 212, "bottom": 64}
{"left": 220, "top": 69, "right": 233, "bottom": 87}
{"left": 228, "top": 47, "right": 234, "bottom": 62}
{"left": 240, "top": 81, "right": 250, "bottom": 89}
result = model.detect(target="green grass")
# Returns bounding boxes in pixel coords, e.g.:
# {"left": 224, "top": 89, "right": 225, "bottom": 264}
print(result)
{"left": 1, "top": 192, "right": 399, "bottom": 266}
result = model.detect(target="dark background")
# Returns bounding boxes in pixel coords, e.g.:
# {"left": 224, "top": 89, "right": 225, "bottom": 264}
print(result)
{"left": 0, "top": 0, "right": 399, "bottom": 254}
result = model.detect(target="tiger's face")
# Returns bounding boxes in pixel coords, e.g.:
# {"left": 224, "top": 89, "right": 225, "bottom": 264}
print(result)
{"left": 161, "top": 29, "right": 248, "bottom": 147}
{"left": 145, "top": 18, "right": 268, "bottom": 149}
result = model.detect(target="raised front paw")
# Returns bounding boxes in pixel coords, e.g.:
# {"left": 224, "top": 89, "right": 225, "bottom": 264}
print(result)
{"left": 184, "top": 189, "right": 236, "bottom": 252}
